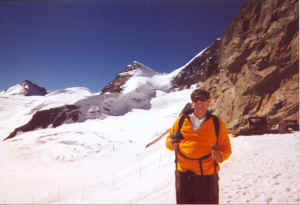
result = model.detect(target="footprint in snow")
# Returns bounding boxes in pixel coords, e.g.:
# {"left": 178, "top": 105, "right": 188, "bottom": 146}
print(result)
{"left": 266, "top": 198, "right": 273, "bottom": 203}
{"left": 272, "top": 173, "right": 281, "bottom": 179}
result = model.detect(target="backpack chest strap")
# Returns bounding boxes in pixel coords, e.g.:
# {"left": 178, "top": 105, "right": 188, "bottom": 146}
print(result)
{"left": 176, "top": 144, "right": 212, "bottom": 176}
{"left": 174, "top": 113, "right": 220, "bottom": 175}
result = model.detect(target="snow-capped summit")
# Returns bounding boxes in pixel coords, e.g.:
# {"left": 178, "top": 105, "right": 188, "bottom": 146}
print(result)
{"left": 101, "top": 61, "right": 158, "bottom": 94}
{"left": 0, "top": 80, "right": 47, "bottom": 96}
{"left": 121, "top": 61, "right": 158, "bottom": 77}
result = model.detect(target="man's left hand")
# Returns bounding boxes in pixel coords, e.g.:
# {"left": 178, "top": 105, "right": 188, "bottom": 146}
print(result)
{"left": 211, "top": 145, "right": 222, "bottom": 163}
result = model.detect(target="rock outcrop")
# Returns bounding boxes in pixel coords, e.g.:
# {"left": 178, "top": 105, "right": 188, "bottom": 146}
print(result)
{"left": 4, "top": 105, "right": 80, "bottom": 140}
{"left": 171, "top": 0, "right": 298, "bottom": 131}
{"left": 171, "top": 39, "right": 222, "bottom": 89}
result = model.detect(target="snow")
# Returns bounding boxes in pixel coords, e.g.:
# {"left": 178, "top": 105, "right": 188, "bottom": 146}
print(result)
{"left": 0, "top": 87, "right": 94, "bottom": 139}
{"left": 123, "top": 61, "right": 157, "bottom": 77}
{"left": 121, "top": 61, "right": 163, "bottom": 94}
{"left": 0, "top": 64, "right": 299, "bottom": 204}
{"left": 0, "top": 83, "right": 26, "bottom": 96}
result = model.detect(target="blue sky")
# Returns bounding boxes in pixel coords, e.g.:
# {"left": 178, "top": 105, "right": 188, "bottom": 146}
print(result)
{"left": 0, "top": 0, "right": 245, "bottom": 93}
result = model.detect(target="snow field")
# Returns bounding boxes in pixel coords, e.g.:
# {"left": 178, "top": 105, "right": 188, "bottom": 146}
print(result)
{"left": 0, "top": 69, "right": 299, "bottom": 203}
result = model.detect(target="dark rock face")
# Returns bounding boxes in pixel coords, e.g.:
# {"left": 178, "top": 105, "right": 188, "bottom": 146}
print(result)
{"left": 101, "top": 61, "right": 155, "bottom": 94}
{"left": 101, "top": 69, "right": 132, "bottom": 94}
{"left": 171, "top": 39, "right": 222, "bottom": 90}
{"left": 4, "top": 105, "right": 80, "bottom": 140}
{"left": 216, "top": 0, "right": 298, "bottom": 130}
{"left": 21, "top": 80, "right": 47, "bottom": 96}
{"left": 171, "top": 0, "right": 298, "bottom": 131}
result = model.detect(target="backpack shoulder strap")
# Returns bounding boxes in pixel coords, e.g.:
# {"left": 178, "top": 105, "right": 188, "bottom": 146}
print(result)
{"left": 178, "top": 114, "right": 186, "bottom": 129}
{"left": 209, "top": 114, "right": 220, "bottom": 175}
{"left": 208, "top": 113, "right": 220, "bottom": 145}
{"left": 179, "top": 113, "right": 219, "bottom": 139}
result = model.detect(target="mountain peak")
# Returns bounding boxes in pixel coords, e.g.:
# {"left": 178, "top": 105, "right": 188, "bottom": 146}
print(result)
{"left": 20, "top": 80, "right": 36, "bottom": 88}
{"left": 101, "top": 61, "right": 157, "bottom": 94}
{"left": 121, "top": 61, "right": 157, "bottom": 77}
{"left": 0, "top": 80, "right": 47, "bottom": 96}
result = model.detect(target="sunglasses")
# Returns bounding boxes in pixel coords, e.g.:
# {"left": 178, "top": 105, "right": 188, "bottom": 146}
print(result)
{"left": 192, "top": 96, "right": 209, "bottom": 102}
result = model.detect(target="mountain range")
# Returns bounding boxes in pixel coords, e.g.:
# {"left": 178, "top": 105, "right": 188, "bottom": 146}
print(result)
{"left": 0, "top": 0, "right": 298, "bottom": 140}
{"left": 101, "top": 0, "right": 299, "bottom": 131}
{"left": 0, "top": 0, "right": 299, "bottom": 203}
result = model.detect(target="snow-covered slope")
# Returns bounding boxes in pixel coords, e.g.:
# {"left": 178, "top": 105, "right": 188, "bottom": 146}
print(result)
{"left": 0, "top": 87, "right": 93, "bottom": 140}
{"left": 0, "top": 60, "right": 299, "bottom": 204}
{"left": 0, "top": 81, "right": 300, "bottom": 203}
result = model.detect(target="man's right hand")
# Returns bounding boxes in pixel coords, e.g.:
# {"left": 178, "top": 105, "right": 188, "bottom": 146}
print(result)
{"left": 168, "top": 137, "right": 180, "bottom": 149}
{"left": 170, "top": 137, "right": 180, "bottom": 145}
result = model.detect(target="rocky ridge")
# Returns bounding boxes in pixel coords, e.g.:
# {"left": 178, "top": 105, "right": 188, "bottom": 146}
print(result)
{"left": 171, "top": 0, "right": 298, "bottom": 130}
{"left": 171, "top": 39, "right": 222, "bottom": 90}
{"left": 2, "top": 0, "right": 298, "bottom": 140}
{"left": 99, "top": 0, "right": 298, "bottom": 131}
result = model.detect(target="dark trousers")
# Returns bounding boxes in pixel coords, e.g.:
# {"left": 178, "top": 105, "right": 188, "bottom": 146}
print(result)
{"left": 175, "top": 170, "right": 219, "bottom": 204}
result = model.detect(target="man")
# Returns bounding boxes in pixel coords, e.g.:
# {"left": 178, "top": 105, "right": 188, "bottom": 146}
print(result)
{"left": 166, "top": 88, "right": 232, "bottom": 204}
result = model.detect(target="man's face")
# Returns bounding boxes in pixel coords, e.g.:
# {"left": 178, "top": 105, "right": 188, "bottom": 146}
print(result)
{"left": 192, "top": 97, "right": 211, "bottom": 116}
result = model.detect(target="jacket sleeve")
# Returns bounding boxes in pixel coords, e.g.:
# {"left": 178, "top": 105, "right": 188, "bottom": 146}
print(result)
{"left": 165, "top": 116, "right": 181, "bottom": 150}
{"left": 218, "top": 119, "right": 232, "bottom": 162}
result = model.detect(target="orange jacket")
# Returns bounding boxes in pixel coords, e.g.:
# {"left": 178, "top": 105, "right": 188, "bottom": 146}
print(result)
{"left": 166, "top": 114, "right": 232, "bottom": 175}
